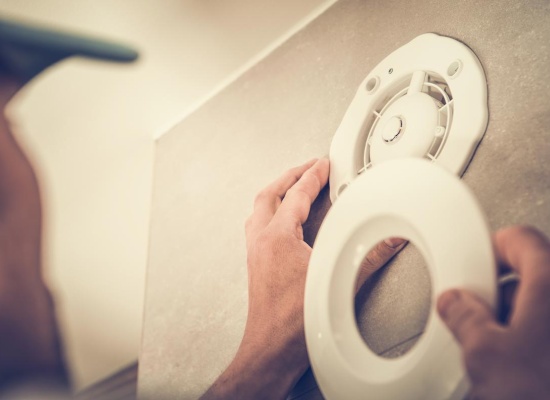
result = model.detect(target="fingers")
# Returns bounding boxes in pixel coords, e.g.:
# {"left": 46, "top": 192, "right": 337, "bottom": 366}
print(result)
{"left": 246, "top": 159, "right": 317, "bottom": 242}
{"left": 493, "top": 226, "right": 550, "bottom": 331}
{"left": 494, "top": 226, "right": 550, "bottom": 279}
{"left": 271, "top": 158, "right": 329, "bottom": 236}
{"left": 355, "top": 238, "right": 407, "bottom": 291}
{"left": 437, "top": 289, "right": 501, "bottom": 349}
{"left": 254, "top": 158, "right": 318, "bottom": 218}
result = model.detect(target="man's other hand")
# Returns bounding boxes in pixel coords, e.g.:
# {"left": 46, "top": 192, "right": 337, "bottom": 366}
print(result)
{"left": 438, "top": 226, "right": 550, "bottom": 400}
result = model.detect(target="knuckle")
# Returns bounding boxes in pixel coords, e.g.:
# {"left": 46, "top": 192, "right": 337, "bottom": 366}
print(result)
{"left": 378, "top": 241, "right": 399, "bottom": 258}
{"left": 253, "top": 231, "right": 283, "bottom": 256}
{"left": 362, "top": 252, "right": 381, "bottom": 270}
{"left": 362, "top": 243, "right": 391, "bottom": 270}
{"left": 254, "top": 189, "right": 270, "bottom": 205}
{"left": 450, "top": 305, "right": 477, "bottom": 331}
{"left": 445, "top": 296, "right": 490, "bottom": 335}
{"left": 244, "top": 215, "right": 253, "bottom": 231}
{"left": 498, "top": 225, "right": 539, "bottom": 241}
{"left": 287, "top": 186, "right": 310, "bottom": 203}
{"left": 301, "top": 170, "right": 320, "bottom": 189}
{"left": 281, "top": 167, "right": 303, "bottom": 187}
{"left": 463, "top": 332, "right": 499, "bottom": 373}
{"left": 289, "top": 165, "right": 304, "bottom": 177}
{"left": 248, "top": 231, "right": 291, "bottom": 268}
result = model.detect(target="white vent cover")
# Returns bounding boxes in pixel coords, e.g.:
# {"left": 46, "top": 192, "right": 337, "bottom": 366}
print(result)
{"left": 329, "top": 33, "right": 488, "bottom": 202}
{"left": 304, "top": 159, "right": 496, "bottom": 400}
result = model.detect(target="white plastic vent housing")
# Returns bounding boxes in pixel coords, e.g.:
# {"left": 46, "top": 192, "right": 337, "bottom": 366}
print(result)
{"left": 305, "top": 159, "right": 496, "bottom": 400}
{"left": 329, "top": 33, "right": 488, "bottom": 202}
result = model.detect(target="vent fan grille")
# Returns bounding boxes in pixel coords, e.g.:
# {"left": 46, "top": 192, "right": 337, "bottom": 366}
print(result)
{"left": 358, "top": 72, "right": 454, "bottom": 175}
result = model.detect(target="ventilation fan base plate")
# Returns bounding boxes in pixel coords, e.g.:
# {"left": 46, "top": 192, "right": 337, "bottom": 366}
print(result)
{"left": 329, "top": 33, "right": 488, "bottom": 202}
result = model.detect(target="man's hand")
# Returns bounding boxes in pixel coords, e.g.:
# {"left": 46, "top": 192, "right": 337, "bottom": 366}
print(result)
{"left": 202, "top": 158, "right": 404, "bottom": 400}
{"left": 437, "top": 226, "right": 550, "bottom": 400}
{"left": 0, "top": 76, "right": 66, "bottom": 387}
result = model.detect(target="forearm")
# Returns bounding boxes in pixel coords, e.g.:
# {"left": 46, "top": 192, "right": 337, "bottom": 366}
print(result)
{"left": 200, "top": 332, "right": 308, "bottom": 400}
{"left": 0, "top": 79, "right": 68, "bottom": 389}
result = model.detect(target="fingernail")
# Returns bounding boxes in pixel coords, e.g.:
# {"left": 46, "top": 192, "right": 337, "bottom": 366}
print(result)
{"left": 384, "top": 237, "right": 406, "bottom": 248}
{"left": 437, "top": 290, "right": 461, "bottom": 320}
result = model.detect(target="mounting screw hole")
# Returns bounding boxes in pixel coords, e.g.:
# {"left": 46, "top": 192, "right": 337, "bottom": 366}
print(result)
{"left": 337, "top": 183, "right": 349, "bottom": 197}
{"left": 365, "top": 76, "right": 379, "bottom": 93}
{"left": 447, "top": 60, "right": 462, "bottom": 78}
{"left": 388, "top": 68, "right": 394, "bottom": 74}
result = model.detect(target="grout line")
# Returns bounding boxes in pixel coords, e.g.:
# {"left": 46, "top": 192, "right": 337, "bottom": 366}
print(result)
{"left": 153, "top": 0, "right": 339, "bottom": 140}
{"left": 379, "top": 331, "right": 424, "bottom": 356}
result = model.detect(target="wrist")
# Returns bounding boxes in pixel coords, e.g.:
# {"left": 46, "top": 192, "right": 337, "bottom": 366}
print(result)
{"left": 202, "top": 330, "right": 308, "bottom": 400}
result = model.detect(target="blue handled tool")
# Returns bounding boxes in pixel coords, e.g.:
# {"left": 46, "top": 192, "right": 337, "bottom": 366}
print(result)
{"left": 0, "top": 16, "right": 139, "bottom": 82}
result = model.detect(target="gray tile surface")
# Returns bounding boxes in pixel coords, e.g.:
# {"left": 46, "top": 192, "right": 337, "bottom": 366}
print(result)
{"left": 138, "top": 1, "right": 550, "bottom": 398}
{"left": 355, "top": 244, "right": 431, "bottom": 357}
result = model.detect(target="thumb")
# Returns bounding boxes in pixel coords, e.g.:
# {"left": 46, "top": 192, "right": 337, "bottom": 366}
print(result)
{"left": 437, "top": 289, "right": 497, "bottom": 347}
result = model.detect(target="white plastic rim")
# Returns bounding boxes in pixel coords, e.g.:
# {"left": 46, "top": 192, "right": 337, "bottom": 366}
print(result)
{"left": 304, "top": 158, "right": 497, "bottom": 400}
{"left": 329, "top": 33, "right": 488, "bottom": 202}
